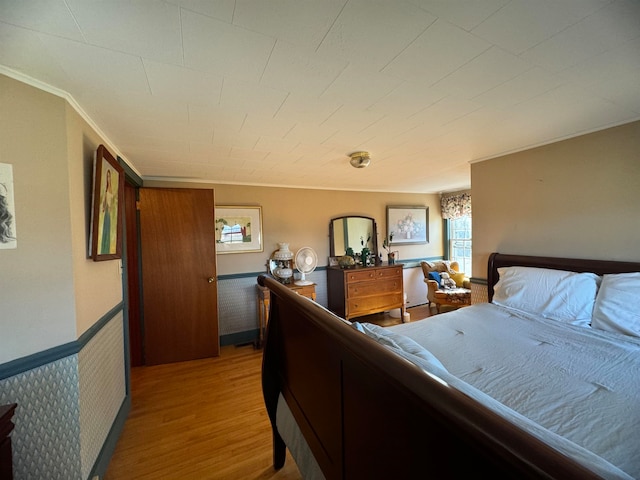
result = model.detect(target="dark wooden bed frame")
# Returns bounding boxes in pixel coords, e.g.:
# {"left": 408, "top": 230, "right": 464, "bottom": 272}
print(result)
{"left": 260, "top": 253, "right": 640, "bottom": 479}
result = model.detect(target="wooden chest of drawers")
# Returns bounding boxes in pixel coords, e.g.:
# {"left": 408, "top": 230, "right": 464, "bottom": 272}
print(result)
{"left": 327, "top": 264, "right": 404, "bottom": 320}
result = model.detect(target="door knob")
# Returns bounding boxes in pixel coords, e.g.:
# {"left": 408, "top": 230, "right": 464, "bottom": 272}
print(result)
{"left": 208, "top": 277, "right": 215, "bottom": 283}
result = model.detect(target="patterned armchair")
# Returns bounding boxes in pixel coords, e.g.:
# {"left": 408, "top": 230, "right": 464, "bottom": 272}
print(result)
{"left": 420, "top": 261, "right": 471, "bottom": 313}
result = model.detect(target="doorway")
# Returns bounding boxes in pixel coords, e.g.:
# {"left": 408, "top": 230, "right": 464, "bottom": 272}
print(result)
{"left": 135, "top": 187, "right": 219, "bottom": 365}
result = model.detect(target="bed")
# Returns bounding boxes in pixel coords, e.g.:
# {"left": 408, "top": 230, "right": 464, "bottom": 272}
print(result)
{"left": 259, "top": 253, "right": 640, "bottom": 479}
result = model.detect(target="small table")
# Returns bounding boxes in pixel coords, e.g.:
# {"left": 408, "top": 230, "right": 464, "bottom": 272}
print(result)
{"left": 256, "top": 282, "right": 316, "bottom": 347}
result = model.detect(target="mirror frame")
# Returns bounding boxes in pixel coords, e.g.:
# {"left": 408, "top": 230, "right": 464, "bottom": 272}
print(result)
{"left": 329, "top": 215, "right": 378, "bottom": 259}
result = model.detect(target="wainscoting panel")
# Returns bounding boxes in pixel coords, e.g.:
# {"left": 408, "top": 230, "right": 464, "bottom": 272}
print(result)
{"left": 217, "top": 276, "right": 263, "bottom": 337}
{"left": 471, "top": 280, "right": 488, "bottom": 304}
{"left": 78, "top": 312, "right": 125, "bottom": 480}
{"left": 0, "top": 307, "right": 127, "bottom": 480}
{"left": 403, "top": 265, "right": 427, "bottom": 308}
{"left": 217, "top": 270, "right": 328, "bottom": 338}
{"left": 0, "top": 355, "right": 82, "bottom": 479}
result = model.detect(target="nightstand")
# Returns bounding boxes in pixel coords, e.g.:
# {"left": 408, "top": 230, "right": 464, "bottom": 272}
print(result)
{"left": 256, "top": 282, "right": 316, "bottom": 347}
{"left": 0, "top": 403, "right": 17, "bottom": 480}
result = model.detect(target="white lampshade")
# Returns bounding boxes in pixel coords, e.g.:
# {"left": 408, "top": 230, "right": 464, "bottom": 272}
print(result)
{"left": 273, "top": 242, "right": 293, "bottom": 260}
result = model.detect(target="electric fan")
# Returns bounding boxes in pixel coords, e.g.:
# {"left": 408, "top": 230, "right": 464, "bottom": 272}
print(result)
{"left": 294, "top": 247, "right": 318, "bottom": 286}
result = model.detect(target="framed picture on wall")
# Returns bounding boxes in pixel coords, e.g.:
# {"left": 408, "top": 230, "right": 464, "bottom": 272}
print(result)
{"left": 0, "top": 162, "right": 17, "bottom": 249}
{"left": 387, "top": 205, "right": 429, "bottom": 245}
{"left": 215, "top": 205, "right": 263, "bottom": 254}
{"left": 90, "top": 145, "right": 125, "bottom": 261}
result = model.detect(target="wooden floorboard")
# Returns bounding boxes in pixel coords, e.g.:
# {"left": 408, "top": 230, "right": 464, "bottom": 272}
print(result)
{"left": 104, "top": 305, "right": 433, "bottom": 479}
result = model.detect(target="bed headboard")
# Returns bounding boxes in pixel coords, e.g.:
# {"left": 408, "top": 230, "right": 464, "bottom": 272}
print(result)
{"left": 487, "top": 252, "right": 640, "bottom": 302}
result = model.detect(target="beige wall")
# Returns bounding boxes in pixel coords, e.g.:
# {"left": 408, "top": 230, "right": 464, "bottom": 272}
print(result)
{"left": 0, "top": 75, "right": 76, "bottom": 362}
{"left": 472, "top": 120, "right": 640, "bottom": 277}
{"left": 144, "top": 180, "right": 443, "bottom": 275}
{"left": 0, "top": 74, "right": 123, "bottom": 363}
{"left": 66, "top": 102, "right": 124, "bottom": 337}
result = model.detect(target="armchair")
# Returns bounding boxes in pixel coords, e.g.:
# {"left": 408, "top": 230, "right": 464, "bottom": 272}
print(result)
{"left": 420, "top": 261, "right": 471, "bottom": 313}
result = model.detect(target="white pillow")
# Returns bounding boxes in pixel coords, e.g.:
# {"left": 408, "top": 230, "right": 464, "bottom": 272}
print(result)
{"left": 492, "top": 266, "right": 600, "bottom": 327}
{"left": 591, "top": 272, "right": 640, "bottom": 338}
{"left": 351, "top": 322, "right": 447, "bottom": 371}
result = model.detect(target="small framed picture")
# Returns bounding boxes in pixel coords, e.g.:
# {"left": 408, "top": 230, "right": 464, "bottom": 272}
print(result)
{"left": 215, "top": 205, "right": 263, "bottom": 254}
{"left": 387, "top": 205, "right": 429, "bottom": 245}
{"left": 0, "top": 162, "right": 17, "bottom": 249}
{"left": 90, "top": 145, "right": 124, "bottom": 261}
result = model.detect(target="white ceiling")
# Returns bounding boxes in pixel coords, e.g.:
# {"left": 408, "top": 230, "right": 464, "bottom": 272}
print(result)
{"left": 1, "top": 1, "right": 639, "bottom": 193}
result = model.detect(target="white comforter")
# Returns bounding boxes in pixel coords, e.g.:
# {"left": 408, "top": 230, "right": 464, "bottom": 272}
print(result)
{"left": 389, "top": 303, "right": 640, "bottom": 480}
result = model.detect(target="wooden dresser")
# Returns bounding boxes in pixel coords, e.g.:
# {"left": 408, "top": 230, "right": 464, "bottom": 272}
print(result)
{"left": 327, "top": 264, "right": 405, "bottom": 321}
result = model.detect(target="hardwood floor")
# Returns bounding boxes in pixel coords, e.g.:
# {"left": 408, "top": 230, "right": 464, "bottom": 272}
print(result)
{"left": 104, "top": 344, "right": 303, "bottom": 480}
{"left": 104, "top": 305, "right": 433, "bottom": 479}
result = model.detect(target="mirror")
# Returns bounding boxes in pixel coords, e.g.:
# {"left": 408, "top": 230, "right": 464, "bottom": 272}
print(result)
{"left": 329, "top": 216, "right": 377, "bottom": 259}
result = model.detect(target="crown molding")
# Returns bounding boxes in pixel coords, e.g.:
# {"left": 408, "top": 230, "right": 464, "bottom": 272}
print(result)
{"left": 0, "top": 65, "right": 142, "bottom": 178}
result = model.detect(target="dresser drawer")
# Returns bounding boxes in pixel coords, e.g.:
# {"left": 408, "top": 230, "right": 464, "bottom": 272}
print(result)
{"left": 348, "top": 292, "right": 404, "bottom": 316}
{"left": 345, "top": 266, "right": 403, "bottom": 283}
{"left": 345, "top": 269, "right": 379, "bottom": 283}
{"left": 348, "top": 278, "right": 402, "bottom": 298}
{"left": 375, "top": 266, "right": 403, "bottom": 279}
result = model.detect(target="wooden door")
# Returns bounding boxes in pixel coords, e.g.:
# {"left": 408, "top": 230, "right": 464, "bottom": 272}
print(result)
{"left": 124, "top": 182, "right": 142, "bottom": 366}
{"left": 139, "top": 188, "right": 219, "bottom": 365}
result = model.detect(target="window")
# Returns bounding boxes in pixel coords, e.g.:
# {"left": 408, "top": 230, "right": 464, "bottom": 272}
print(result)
{"left": 441, "top": 192, "right": 472, "bottom": 275}
{"left": 448, "top": 215, "right": 472, "bottom": 276}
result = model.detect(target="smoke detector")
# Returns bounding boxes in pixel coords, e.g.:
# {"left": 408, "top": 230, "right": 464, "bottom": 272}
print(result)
{"left": 349, "top": 151, "right": 371, "bottom": 168}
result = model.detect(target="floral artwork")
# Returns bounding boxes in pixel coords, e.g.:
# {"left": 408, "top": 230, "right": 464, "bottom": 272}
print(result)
{"left": 386, "top": 206, "right": 428, "bottom": 245}
{"left": 395, "top": 213, "right": 421, "bottom": 239}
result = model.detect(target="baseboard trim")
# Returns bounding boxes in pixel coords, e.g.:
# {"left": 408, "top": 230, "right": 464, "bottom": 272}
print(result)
{"left": 220, "top": 329, "right": 259, "bottom": 347}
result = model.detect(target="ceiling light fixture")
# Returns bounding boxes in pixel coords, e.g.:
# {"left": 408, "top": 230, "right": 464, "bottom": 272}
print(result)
{"left": 349, "top": 151, "right": 371, "bottom": 168}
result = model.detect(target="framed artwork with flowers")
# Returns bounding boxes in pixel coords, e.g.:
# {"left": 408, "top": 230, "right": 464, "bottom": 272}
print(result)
{"left": 386, "top": 205, "right": 428, "bottom": 245}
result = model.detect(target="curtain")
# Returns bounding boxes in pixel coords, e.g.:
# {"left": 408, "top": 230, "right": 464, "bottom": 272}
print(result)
{"left": 441, "top": 193, "right": 471, "bottom": 220}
